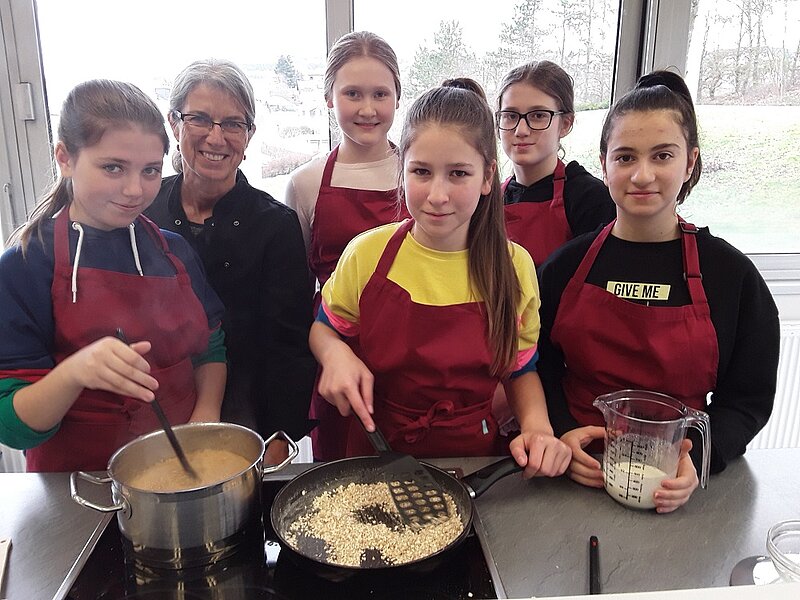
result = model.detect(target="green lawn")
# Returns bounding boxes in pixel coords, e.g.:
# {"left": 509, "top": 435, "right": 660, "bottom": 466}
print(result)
{"left": 559, "top": 105, "right": 800, "bottom": 254}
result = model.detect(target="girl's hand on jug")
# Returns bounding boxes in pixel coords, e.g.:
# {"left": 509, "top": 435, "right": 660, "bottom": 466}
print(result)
{"left": 653, "top": 439, "right": 699, "bottom": 513}
{"left": 561, "top": 426, "right": 605, "bottom": 488}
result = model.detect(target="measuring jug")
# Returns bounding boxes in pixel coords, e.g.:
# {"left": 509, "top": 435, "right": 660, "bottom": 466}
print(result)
{"left": 593, "top": 390, "right": 710, "bottom": 510}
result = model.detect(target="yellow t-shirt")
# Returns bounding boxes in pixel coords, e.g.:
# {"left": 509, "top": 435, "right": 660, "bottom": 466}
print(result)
{"left": 320, "top": 222, "right": 540, "bottom": 371}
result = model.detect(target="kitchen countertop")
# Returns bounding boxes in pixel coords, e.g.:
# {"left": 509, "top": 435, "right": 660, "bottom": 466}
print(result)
{"left": 465, "top": 448, "right": 799, "bottom": 598}
{"left": 1, "top": 448, "right": 798, "bottom": 600}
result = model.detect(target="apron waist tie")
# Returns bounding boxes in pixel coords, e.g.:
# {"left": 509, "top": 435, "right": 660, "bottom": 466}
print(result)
{"left": 395, "top": 400, "right": 454, "bottom": 444}
{"left": 387, "top": 399, "right": 492, "bottom": 445}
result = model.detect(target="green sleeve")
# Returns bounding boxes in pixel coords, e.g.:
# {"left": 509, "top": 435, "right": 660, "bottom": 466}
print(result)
{"left": 0, "top": 378, "right": 60, "bottom": 449}
{"left": 191, "top": 326, "right": 227, "bottom": 367}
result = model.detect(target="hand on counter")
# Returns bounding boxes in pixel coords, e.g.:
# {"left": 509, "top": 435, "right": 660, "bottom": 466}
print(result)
{"left": 561, "top": 426, "right": 605, "bottom": 488}
{"left": 653, "top": 439, "right": 699, "bottom": 513}
{"left": 509, "top": 430, "right": 571, "bottom": 479}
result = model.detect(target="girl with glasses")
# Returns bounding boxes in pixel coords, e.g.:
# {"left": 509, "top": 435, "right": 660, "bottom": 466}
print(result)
{"left": 537, "top": 70, "right": 779, "bottom": 512}
{"left": 309, "top": 81, "right": 570, "bottom": 476}
{"left": 497, "top": 61, "right": 615, "bottom": 268}
{"left": 493, "top": 61, "right": 617, "bottom": 437}
{"left": 286, "top": 31, "right": 409, "bottom": 461}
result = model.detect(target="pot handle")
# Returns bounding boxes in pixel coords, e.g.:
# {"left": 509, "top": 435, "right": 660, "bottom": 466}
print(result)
{"left": 70, "top": 471, "right": 125, "bottom": 513}
{"left": 261, "top": 430, "right": 299, "bottom": 476}
{"left": 461, "top": 456, "right": 522, "bottom": 499}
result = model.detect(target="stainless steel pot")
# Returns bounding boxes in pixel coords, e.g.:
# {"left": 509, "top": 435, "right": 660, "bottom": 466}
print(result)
{"left": 71, "top": 422, "right": 297, "bottom": 569}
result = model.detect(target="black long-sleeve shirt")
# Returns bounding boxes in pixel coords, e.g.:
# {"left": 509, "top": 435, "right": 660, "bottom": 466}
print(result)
{"left": 503, "top": 160, "right": 616, "bottom": 236}
{"left": 146, "top": 172, "right": 317, "bottom": 441}
{"left": 537, "top": 226, "right": 780, "bottom": 473}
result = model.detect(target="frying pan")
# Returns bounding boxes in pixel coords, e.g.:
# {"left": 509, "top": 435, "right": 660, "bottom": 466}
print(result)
{"left": 269, "top": 455, "right": 521, "bottom": 580}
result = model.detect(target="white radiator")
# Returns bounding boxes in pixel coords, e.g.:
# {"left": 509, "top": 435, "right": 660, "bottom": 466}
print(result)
{"left": 748, "top": 322, "right": 800, "bottom": 449}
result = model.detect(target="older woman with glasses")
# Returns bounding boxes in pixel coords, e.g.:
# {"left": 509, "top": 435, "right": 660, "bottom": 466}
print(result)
{"left": 146, "top": 59, "right": 316, "bottom": 463}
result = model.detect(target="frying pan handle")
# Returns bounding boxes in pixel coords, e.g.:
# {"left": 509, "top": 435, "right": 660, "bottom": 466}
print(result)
{"left": 461, "top": 457, "right": 522, "bottom": 499}
{"left": 261, "top": 430, "right": 299, "bottom": 475}
{"left": 70, "top": 471, "right": 126, "bottom": 513}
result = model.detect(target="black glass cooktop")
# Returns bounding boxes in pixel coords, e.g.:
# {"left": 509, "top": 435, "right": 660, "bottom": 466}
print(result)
{"left": 65, "top": 478, "right": 499, "bottom": 599}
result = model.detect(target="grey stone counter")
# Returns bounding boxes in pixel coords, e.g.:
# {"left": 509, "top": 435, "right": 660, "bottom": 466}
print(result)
{"left": 471, "top": 448, "right": 799, "bottom": 598}
{"left": 0, "top": 472, "right": 112, "bottom": 600}
{"left": 1, "top": 450, "right": 797, "bottom": 600}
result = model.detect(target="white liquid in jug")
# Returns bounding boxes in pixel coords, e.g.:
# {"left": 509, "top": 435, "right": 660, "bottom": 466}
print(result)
{"left": 604, "top": 462, "right": 670, "bottom": 509}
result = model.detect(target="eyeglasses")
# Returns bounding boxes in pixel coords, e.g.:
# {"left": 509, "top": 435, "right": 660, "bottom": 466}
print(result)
{"left": 496, "top": 109, "right": 566, "bottom": 131}
{"left": 173, "top": 111, "right": 251, "bottom": 135}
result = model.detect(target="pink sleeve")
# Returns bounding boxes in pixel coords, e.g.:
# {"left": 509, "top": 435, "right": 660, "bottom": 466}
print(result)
{"left": 320, "top": 300, "right": 360, "bottom": 337}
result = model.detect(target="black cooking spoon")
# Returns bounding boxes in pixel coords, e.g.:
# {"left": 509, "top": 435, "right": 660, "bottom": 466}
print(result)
{"left": 115, "top": 328, "right": 197, "bottom": 479}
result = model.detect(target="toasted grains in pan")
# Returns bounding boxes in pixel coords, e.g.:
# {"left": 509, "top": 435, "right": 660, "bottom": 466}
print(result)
{"left": 286, "top": 481, "right": 462, "bottom": 567}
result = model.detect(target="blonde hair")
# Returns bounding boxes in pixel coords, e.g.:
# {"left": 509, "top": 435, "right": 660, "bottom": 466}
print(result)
{"left": 323, "top": 31, "right": 401, "bottom": 102}
{"left": 399, "top": 84, "right": 520, "bottom": 376}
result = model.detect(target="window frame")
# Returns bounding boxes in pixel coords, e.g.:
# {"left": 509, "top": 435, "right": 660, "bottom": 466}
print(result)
{"left": 1, "top": 0, "right": 797, "bottom": 317}
{"left": 0, "top": 0, "right": 52, "bottom": 243}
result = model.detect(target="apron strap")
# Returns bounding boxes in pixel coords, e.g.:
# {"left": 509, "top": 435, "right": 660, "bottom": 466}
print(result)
{"left": 564, "top": 217, "right": 709, "bottom": 308}
{"left": 571, "top": 220, "right": 615, "bottom": 284}
{"left": 374, "top": 219, "right": 414, "bottom": 278}
{"left": 320, "top": 145, "right": 339, "bottom": 187}
{"left": 53, "top": 209, "right": 72, "bottom": 271}
{"left": 678, "top": 218, "right": 708, "bottom": 305}
{"left": 501, "top": 160, "right": 566, "bottom": 199}
{"left": 552, "top": 159, "right": 566, "bottom": 204}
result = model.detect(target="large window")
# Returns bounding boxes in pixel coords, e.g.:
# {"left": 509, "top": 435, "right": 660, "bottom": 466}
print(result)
{"left": 1, "top": 0, "right": 798, "bottom": 317}
{"left": 34, "top": 0, "right": 328, "bottom": 201}
{"left": 355, "top": 0, "right": 620, "bottom": 180}
{"left": 679, "top": 0, "right": 800, "bottom": 254}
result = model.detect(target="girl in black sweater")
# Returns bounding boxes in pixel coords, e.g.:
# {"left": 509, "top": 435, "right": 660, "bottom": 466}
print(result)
{"left": 537, "top": 71, "right": 780, "bottom": 513}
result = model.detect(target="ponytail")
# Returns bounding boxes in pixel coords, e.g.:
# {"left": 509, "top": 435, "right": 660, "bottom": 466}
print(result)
{"left": 600, "top": 69, "right": 702, "bottom": 204}
{"left": 399, "top": 85, "right": 519, "bottom": 376}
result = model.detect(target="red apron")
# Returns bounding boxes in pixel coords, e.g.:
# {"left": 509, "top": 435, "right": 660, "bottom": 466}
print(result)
{"left": 345, "top": 219, "right": 505, "bottom": 458}
{"left": 25, "top": 211, "right": 210, "bottom": 472}
{"left": 503, "top": 159, "right": 571, "bottom": 267}
{"left": 308, "top": 146, "right": 408, "bottom": 460}
{"left": 550, "top": 219, "right": 719, "bottom": 431}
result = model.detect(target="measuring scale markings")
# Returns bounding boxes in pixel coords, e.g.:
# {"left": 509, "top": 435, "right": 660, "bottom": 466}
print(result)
{"left": 603, "top": 434, "right": 674, "bottom": 509}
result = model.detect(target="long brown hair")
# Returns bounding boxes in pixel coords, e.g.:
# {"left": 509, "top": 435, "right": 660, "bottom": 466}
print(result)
{"left": 11, "top": 79, "right": 169, "bottom": 253}
{"left": 399, "top": 84, "right": 520, "bottom": 376}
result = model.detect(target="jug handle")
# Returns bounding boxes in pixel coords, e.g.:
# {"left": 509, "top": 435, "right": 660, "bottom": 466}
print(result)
{"left": 684, "top": 408, "right": 711, "bottom": 489}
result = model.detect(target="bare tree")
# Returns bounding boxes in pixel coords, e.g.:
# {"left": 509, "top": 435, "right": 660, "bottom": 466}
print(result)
{"left": 406, "top": 20, "right": 476, "bottom": 99}
{"left": 485, "top": 0, "right": 549, "bottom": 89}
